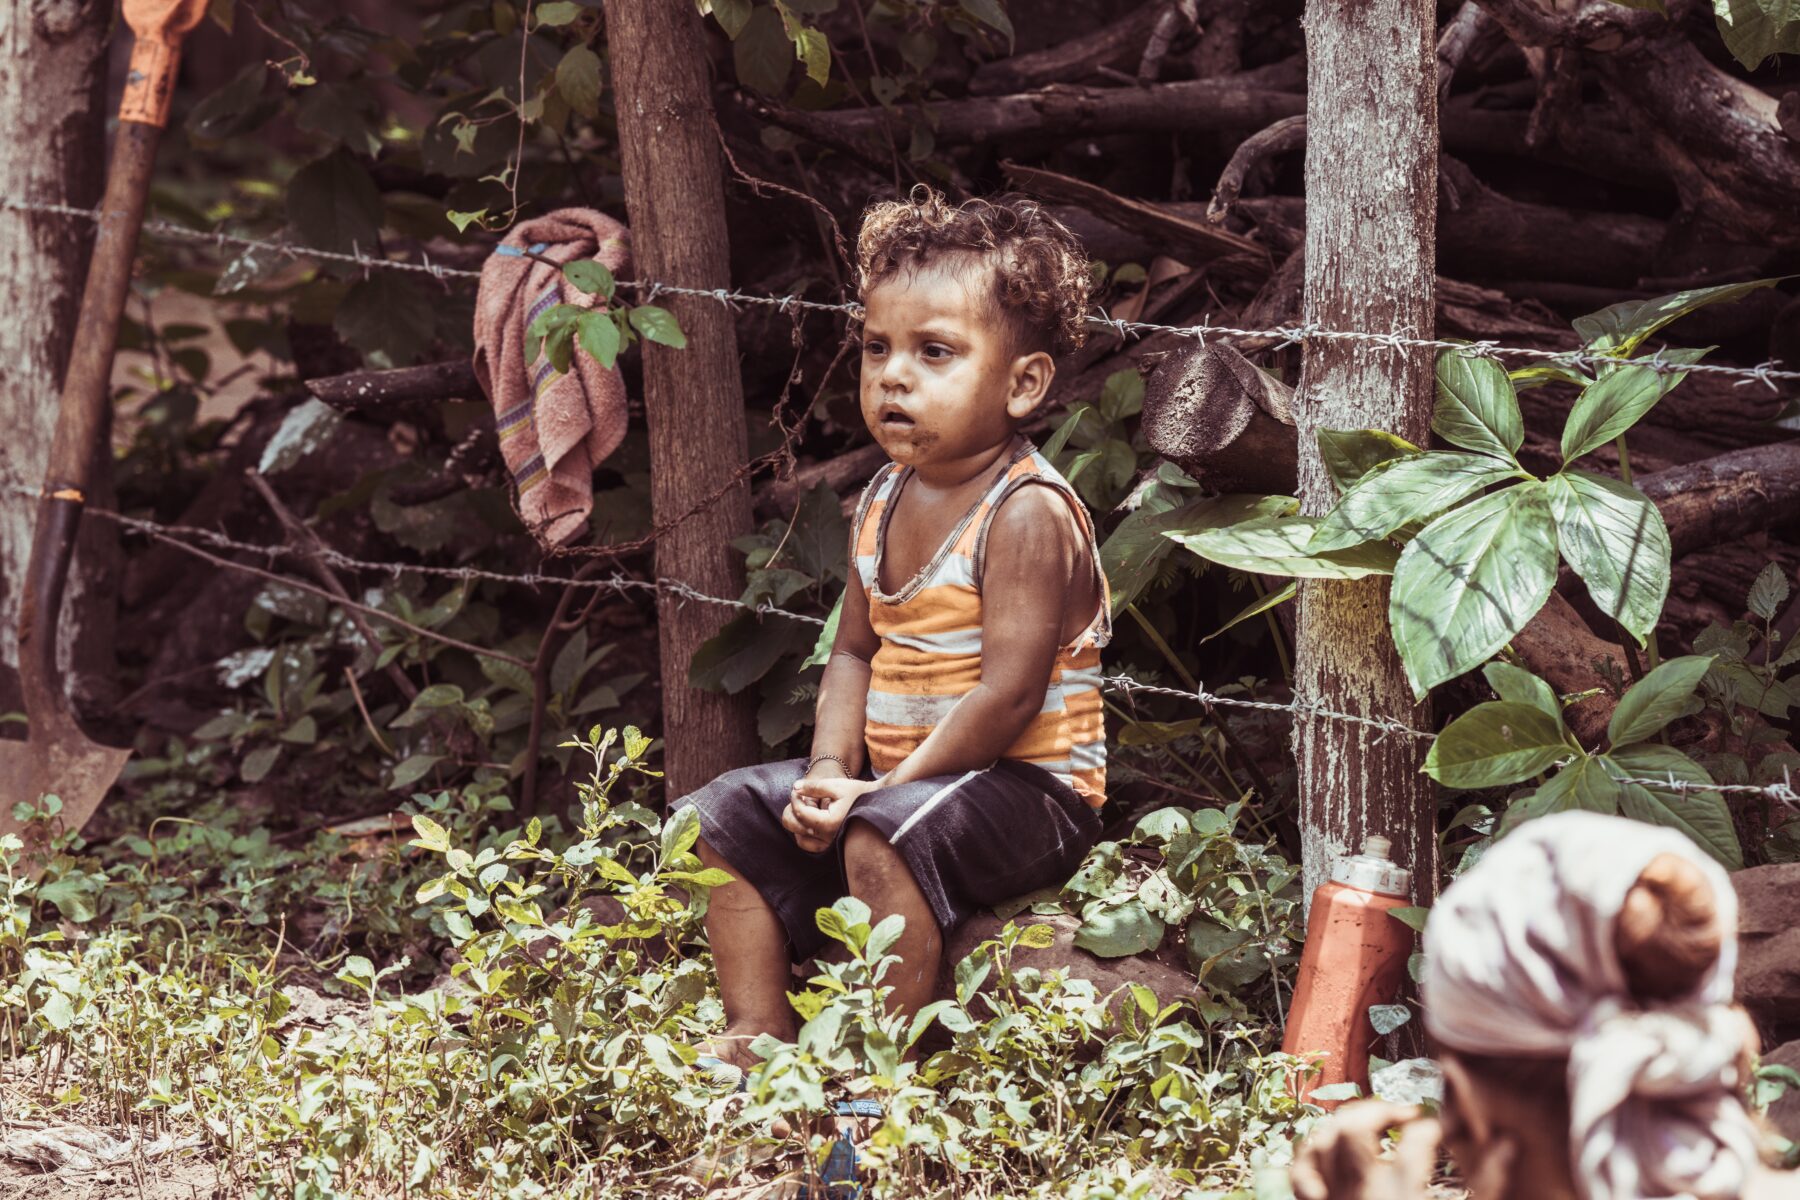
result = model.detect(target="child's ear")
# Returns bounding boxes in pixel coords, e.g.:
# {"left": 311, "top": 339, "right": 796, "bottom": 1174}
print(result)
{"left": 1005, "top": 350, "right": 1056, "bottom": 421}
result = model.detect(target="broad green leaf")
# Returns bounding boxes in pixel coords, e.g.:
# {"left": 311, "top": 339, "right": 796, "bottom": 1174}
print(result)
{"left": 661, "top": 805, "right": 702, "bottom": 861}
{"left": 1749, "top": 562, "right": 1790, "bottom": 621}
{"left": 410, "top": 814, "right": 450, "bottom": 850}
{"left": 711, "top": 0, "right": 753, "bottom": 38}
{"left": 1387, "top": 907, "right": 1430, "bottom": 933}
{"left": 555, "top": 44, "right": 602, "bottom": 118}
{"left": 1603, "top": 745, "right": 1742, "bottom": 870}
{"left": 287, "top": 149, "right": 384, "bottom": 257}
{"left": 1509, "top": 361, "right": 1591, "bottom": 391}
{"left": 1104, "top": 492, "right": 1295, "bottom": 614}
{"left": 1711, "top": 0, "right": 1800, "bottom": 69}
{"left": 1532, "top": 756, "right": 1621, "bottom": 815}
{"left": 689, "top": 612, "right": 814, "bottom": 694}
{"left": 37, "top": 991, "right": 73, "bottom": 1031}
{"left": 1167, "top": 515, "right": 1399, "bottom": 580}
{"left": 1558, "top": 354, "right": 1706, "bottom": 463}
{"left": 335, "top": 272, "right": 435, "bottom": 366}
{"left": 1201, "top": 581, "right": 1296, "bottom": 644}
{"left": 535, "top": 1, "right": 581, "bottom": 25}
{"left": 1546, "top": 471, "right": 1671, "bottom": 643}
{"left": 733, "top": 5, "right": 792, "bottom": 94}
{"left": 790, "top": 24, "right": 831, "bottom": 85}
{"left": 241, "top": 744, "right": 281, "bottom": 783}
{"left": 1608, "top": 654, "right": 1714, "bottom": 747}
{"left": 1315, "top": 428, "right": 1422, "bottom": 493}
{"left": 390, "top": 754, "right": 443, "bottom": 790}
{"left": 1074, "top": 897, "right": 1163, "bottom": 958}
{"left": 187, "top": 63, "right": 275, "bottom": 142}
{"left": 1422, "top": 701, "right": 1570, "bottom": 788}
{"left": 1099, "top": 369, "right": 1145, "bottom": 423}
{"left": 1482, "top": 660, "right": 1560, "bottom": 719}
{"left": 562, "top": 259, "right": 615, "bottom": 298}
{"left": 36, "top": 876, "right": 99, "bottom": 923}
{"left": 1185, "top": 921, "right": 1268, "bottom": 988}
{"left": 628, "top": 305, "right": 687, "bottom": 348}
{"left": 800, "top": 593, "right": 842, "bottom": 670}
{"left": 1308, "top": 452, "right": 1518, "bottom": 552}
{"left": 1391, "top": 483, "right": 1559, "bottom": 697}
{"left": 1040, "top": 404, "right": 1092, "bottom": 462}
{"left": 1433, "top": 352, "right": 1523, "bottom": 461}
{"left": 576, "top": 310, "right": 621, "bottom": 369}
{"left": 1573, "top": 277, "right": 1784, "bottom": 355}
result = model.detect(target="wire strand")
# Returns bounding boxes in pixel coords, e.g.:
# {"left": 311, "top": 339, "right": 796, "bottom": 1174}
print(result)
{"left": 6, "top": 197, "right": 1796, "bottom": 389}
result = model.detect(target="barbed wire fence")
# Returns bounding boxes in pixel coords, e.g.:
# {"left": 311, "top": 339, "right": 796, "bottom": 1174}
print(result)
{"left": 2, "top": 197, "right": 1797, "bottom": 812}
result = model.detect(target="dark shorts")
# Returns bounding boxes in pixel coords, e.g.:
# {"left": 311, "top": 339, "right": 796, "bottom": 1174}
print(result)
{"left": 675, "top": 757, "right": 1103, "bottom": 962}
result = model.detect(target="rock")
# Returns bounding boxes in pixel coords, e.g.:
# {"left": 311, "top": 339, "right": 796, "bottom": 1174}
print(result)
{"left": 941, "top": 910, "right": 1199, "bottom": 1012}
{"left": 1735, "top": 865, "right": 1800, "bottom": 1041}
{"left": 1764, "top": 1040, "right": 1800, "bottom": 1143}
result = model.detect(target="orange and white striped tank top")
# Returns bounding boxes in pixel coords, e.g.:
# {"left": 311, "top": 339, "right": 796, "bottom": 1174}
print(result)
{"left": 851, "top": 445, "right": 1112, "bottom": 808}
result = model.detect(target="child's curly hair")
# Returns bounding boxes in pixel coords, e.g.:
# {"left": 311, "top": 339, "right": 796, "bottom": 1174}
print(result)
{"left": 856, "top": 186, "right": 1092, "bottom": 356}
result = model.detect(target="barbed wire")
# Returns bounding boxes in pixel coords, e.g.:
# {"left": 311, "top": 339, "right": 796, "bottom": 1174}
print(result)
{"left": 4, "top": 482, "right": 1793, "bottom": 811}
{"left": 6, "top": 196, "right": 1797, "bottom": 390}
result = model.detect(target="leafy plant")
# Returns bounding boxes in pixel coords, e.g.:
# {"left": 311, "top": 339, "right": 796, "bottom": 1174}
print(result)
{"left": 1422, "top": 656, "right": 1743, "bottom": 868}
{"left": 1170, "top": 279, "right": 1784, "bottom": 698}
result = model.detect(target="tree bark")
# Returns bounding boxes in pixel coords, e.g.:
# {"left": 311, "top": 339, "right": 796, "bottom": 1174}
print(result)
{"left": 0, "top": 0, "right": 113, "bottom": 720}
{"left": 601, "top": 0, "right": 757, "bottom": 799}
{"left": 1293, "top": 0, "right": 1439, "bottom": 905}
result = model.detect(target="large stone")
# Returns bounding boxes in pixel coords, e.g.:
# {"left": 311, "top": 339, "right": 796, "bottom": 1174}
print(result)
{"left": 1764, "top": 1040, "right": 1800, "bottom": 1143}
{"left": 1735, "top": 865, "right": 1800, "bottom": 1041}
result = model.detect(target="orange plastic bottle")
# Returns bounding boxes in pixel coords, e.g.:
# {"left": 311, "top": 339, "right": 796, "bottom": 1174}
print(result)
{"left": 1281, "top": 835, "right": 1414, "bottom": 1108}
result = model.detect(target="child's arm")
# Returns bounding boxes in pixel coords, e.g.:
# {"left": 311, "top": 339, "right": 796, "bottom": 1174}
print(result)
{"left": 788, "top": 487, "right": 1085, "bottom": 846}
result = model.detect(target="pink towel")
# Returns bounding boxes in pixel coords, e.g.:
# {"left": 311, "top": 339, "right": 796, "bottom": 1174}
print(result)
{"left": 472, "top": 208, "right": 632, "bottom": 547}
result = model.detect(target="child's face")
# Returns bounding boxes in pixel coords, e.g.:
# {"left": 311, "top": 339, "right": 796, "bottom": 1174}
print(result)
{"left": 858, "top": 258, "right": 1048, "bottom": 471}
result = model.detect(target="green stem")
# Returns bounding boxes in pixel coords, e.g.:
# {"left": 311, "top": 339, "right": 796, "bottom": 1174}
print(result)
{"left": 1126, "top": 603, "right": 1198, "bottom": 692}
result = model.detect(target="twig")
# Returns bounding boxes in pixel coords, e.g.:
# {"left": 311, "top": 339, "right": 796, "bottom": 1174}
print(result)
{"left": 343, "top": 666, "right": 397, "bottom": 758}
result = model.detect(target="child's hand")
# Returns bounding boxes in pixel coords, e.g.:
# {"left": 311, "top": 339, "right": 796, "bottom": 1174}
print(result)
{"left": 782, "top": 777, "right": 879, "bottom": 853}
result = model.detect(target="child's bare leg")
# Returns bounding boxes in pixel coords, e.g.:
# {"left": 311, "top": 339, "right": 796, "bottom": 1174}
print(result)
{"left": 698, "top": 836, "right": 795, "bottom": 1069}
{"left": 842, "top": 822, "right": 943, "bottom": 1018}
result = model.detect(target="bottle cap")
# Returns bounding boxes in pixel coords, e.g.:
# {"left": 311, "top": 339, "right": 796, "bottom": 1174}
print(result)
{"left": 1330, "top": 835, "right": 1411, "bottom": 897}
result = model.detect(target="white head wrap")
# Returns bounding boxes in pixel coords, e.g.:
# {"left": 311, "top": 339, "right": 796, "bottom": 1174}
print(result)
{"left": 1421, "top": 811, "right": 1762, "bottom": 1200}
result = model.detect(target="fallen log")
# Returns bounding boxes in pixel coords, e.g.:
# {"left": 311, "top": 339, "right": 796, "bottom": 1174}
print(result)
{"left": 967, "top": 0, "right": 1170, "bottom": 95}
{"left": 1636, "top": 443, "right": 1800, "bottom": 559}
{"left": 1141, "top": 342, "right": 1296, "bottom": 494}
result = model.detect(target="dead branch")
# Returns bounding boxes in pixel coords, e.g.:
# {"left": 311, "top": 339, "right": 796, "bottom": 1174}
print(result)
{"left": 1138, "top": 0, "right": 1200, "bottom": 81}
{"left": 1636, "top": 443, "right": 1800, "bottom": 559}
{"left": 1436, "top": 1, "right": 1493, "bottom": 105}
{"left": 305, "top": 360, "right": 484, "bottom": 419}
{"left": 967, "top": 2, "right": 1170, "bottom": 95}
{"left": 1207, "top": 115, "right": 1305, "bottom": 225}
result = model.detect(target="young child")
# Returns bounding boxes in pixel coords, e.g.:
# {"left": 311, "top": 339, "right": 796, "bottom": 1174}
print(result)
{"left": 678, "top": 188, "right": 1111, "bottom": 1075}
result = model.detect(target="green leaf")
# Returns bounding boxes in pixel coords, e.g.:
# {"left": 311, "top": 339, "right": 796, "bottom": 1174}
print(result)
{"left": 1608, "top": 655, "right": 1714, "bottom": 747}
{"left": 1423, "top": 701, "right": 1570, "bottom": 788}
{"left": 1104, "top": 492, "right": 1294, "bottom": 614}
{"left": 36, "top": 876, "right": 99, "bottom": 924}
{"left": 1433, "top": 352, "right": 1523, "bottom": 462}
{"left": 446, "top": 208, "right": 488, "bottom": 233}
{"left": 1167, "top": 515, "right": 1399, "bottom": 580}
{"left": 734, "top": 5, "right": 792, "bottom": 94}
{"left": 1075, "top": 897, "right": 1162, "bottom": 958}
{"left": 1482, "top": 660, "right": 1560, "bottom": 719}
{"left": 1185, "top": 921, "right": 1268, "bottom": 988}
{"left": 186, "top": 63, "right": 274, "bottom": 142}
{"left": 286, "top": 149, "right": 384, "bottom": 257}
{"left": 1546, "top": 470, "right": 1671, "bottom": 643}
{"left": 1711, "top": 0, "right": 1800, "bottom": 68}
{"left": 1749, "top": 562, "right": 1790, "bottom": 621}
{"left": 628, "top": 305, "right": 687, "bottom": 348}
{"left": 1308, "top": 452, "right": 1518, "bottom": 552}
{"left": 1040, "top": 404, "right": 1092, "bottom": 463}
{"left": 37, "top": 991, "right": 73, "bottom": 1031}
{"left": 335, "top": 272, "right": 435, "bottom": 367}
{"left": 1603, "top": 745, "right": 1742, "bottom": 870}
{"left": 791, "top": 24, "right": 831, "bottom": 85}
{"left": 1387, "top": 907, "right": 1430, "bottom": 933}
{"left": 563, "top": 259, "right": 615, "bottom": 298}
{"left": 1200, "top": 581, "right": 1296, "bottom": 644}
{"left": 1573, "top": 277, "right": 1784, "bottom": 356}
{"left": 1536, "top": 755, "right": 1623, "bottom": 814}
{"left": 959, "top": 0, "right": 1016, "bottom": 49}
{"left": 689, "top": 613, "right": 813, "bottom": 694}
{"left": 1315, "top": 428, "right": 1422, "bottom": 493}
{"left": 293, "top": 81, "right": 383, "bottom": 156}
{"left": 801, "top": 593, "right": 842, "bottom": 670}
{"left": 555, "top": 44, "right": 602, "bottom": 119}
{"left": 1099, "top": 369, "right": 1144, "bottom": 423}
{"left": 711, "top": 0, "right": 753, "bottom": 38}
{"left": 1560, "top": 364, "right": 1668, "bottom": 463}
{"left": 410, "top": 814, "right": 450, "bottom": 851}
{"left": 661, "top": 805, "right": 702, "bottom": 862}
{"left": 1390, "top": 483, "right": 1559, "bottom": 697}
{"left": 390, "top": 754, "right": 443, "bottom": 790}
{"left": 575, "top": 310, "right": 622, "bottom": 369}
{"left": 241, "top": 744, "right": 282, "bottom": 783}
{"left": 535, "top": 1, "right": 582, "bottom": 25}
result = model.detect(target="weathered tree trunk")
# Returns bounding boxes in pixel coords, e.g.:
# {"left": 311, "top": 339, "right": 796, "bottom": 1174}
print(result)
{"left": 0, "top": 0, "right": 114, "bottom": 719}
{"left": 1293, "top": 0, "right": 1439, "bottom": 904}
{"left": 601, "top": 0, "right": 758, "bottom": 798}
